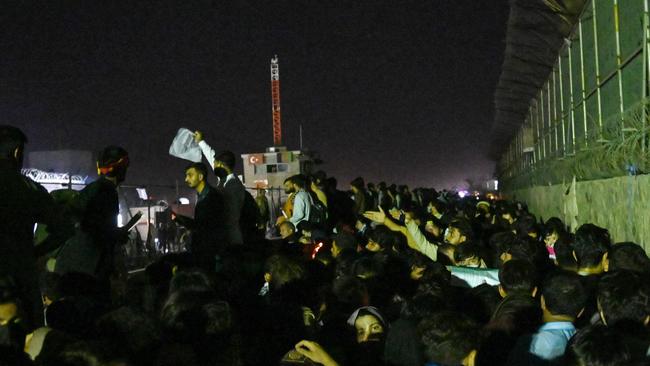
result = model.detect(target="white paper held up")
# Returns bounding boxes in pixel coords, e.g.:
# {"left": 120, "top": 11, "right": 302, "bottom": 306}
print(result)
{"left": 169, "top": 128, "right": 202, "bottom": 162}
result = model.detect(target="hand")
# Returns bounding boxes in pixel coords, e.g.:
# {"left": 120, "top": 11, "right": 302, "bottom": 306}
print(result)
{"left": 388, "top": 208, "right": 402, "bottom": 220}
{"left": 295, "top": 340, "right": 339, "bottom": 366}
{"left": 363, "top": 206, "right": 386, "bottom": 224}
{"left": 170, "top": 211, "right": 177, "bottom": 221}
{"left": 193, "top": 130, "right": 204, "bottom": 143}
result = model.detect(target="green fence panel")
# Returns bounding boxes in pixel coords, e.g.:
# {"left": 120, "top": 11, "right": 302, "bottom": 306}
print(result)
{"left": 622, "top": 55, "right": 644, "bottom": 113}
{"left": 583, "top": 4, "right": 598, "bottom": 92}
{"left": 618, "top": 0, "right": 644, "bottom": 59}
{"left": 595, "top": 0, "right": 618, "bottom": 84}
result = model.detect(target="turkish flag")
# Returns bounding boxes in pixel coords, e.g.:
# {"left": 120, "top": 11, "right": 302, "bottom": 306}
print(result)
{"left": 248, "top": 154, "right": 264, "bottom": 165}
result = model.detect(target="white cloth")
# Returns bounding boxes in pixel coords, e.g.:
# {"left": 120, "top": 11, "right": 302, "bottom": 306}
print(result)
{"left": 169, "top": 128, "right": 203, "bottom": 162}
{"left": 448, "top": 266, "right": 500, "bottom": 287}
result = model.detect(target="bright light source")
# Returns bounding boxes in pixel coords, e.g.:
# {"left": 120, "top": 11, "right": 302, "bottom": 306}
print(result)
{"left": 179, "top": 197, "right": 190, "bottom": 205}
{"left": 117, "top": 214, "right": 123, "bottom": 227}
{"left": 458, "top": 190, "right": 469, "bottom": 198}
{"left": 136, "top": 188, "right": 148, "bottom": 200}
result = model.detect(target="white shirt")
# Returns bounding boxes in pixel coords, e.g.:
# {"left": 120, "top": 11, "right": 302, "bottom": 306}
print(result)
{"left": 198, "top": 140, "right": 235, "bottom": 186}
{"left": 290, "top": 189, "right": 311, "bottom": 226}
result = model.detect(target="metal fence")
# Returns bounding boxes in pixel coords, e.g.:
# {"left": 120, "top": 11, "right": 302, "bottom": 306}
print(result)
{"left": 500, "top": 0, "right": 650, "bottom": 187}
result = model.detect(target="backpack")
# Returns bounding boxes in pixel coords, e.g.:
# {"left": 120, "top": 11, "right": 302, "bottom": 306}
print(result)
{"left": 308, "top": 194, "right": 328, "bottom": 227}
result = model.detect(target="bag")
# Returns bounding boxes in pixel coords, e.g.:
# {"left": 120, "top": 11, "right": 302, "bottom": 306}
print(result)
{"left": 169, "top": 128, "right": 203, "bottom": 162}
{"left": 308, "top": 195, "right": 328, "bottom": 226}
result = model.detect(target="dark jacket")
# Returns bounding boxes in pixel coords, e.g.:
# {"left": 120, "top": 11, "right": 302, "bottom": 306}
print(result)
{"left": 75, "top": 176, "right": 122, "bottom": 280}
{"left": 0, "top": 160, "right": 70, "bottom": 323}
{"left": 216, "top": 176, "right": 245, "bottom": 245}
{"left": 175, "top": 184, "right": 227, "bottom": 260}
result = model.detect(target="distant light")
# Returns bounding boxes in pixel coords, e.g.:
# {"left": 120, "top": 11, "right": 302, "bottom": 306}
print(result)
{"left": 21, "top": 169, "right": 87, "bottom": 185}
{"left": 458, "top": 190, "right": 469, "bottom": 198}
{"left": 136, "top": 188, "right": 148, "bottom": 200}
{"left": 179, "top": 197, "right": 190, "bottom": 205}
{"left": 117, "top": 214, "right": 123, "bottom": 227}
{"left": 495, "top": 180, "right": 499, "bottom": 191}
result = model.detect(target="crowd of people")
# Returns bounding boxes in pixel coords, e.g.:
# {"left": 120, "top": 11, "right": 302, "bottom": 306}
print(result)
{"left": 2, "top": 124, "right": 650, "bottom": 366}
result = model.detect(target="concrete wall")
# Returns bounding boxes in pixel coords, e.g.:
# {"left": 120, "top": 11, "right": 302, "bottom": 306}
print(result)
{"left": 507, "top": 174, "right": 650, "bottom": 252}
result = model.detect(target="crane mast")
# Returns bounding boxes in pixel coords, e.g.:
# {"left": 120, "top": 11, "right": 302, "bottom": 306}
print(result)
{"left": 270, "top": 55, "right": 282, "bottom": 146}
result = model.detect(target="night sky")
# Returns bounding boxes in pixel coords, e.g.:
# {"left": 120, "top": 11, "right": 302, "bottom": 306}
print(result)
{"left": 4, "top": 1, "right": 509, "bottom": 190}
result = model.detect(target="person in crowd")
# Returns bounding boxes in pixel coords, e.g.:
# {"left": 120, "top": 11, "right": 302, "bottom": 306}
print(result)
{"left": 59, "top": 145, "right": 131, "bottom": 297}
{"left": 277, "top": 174, "right": 312, "bottom": 228}
{"left": 310, "top": 171, "right": 329, "bottom": 208}
{"left": 480, "top": 293, "right": 542, "bottom": 365}
{"left": 418, "top": 311, "right": 480, "bottom": 366}
{"left": 0, "top": 274, "right": 28, "bottom": 350}
{"left": 573, "top": 223, "right": 611, "bottom": 276}
{"left": 563, "top": 324, "right": 635, "bottom": 366}
{"left": 453, "top": 241, "right": 487, "bottom": 268}
{"left": 255, "top": 188, "right": 270, "bottom": 232}
{"left": 364, "top": 226, "right": 394, "bottom": 253}
{"left": 572, "top": 223, "right": 611, "bottom": 327}
{"left": 331, "top": 231, "right": 358, "bottom": 259}
{"left": 350, "top": 177, "right": 370, "bottom": 216}
{"left": 279, "top": 221, "right": 297, "bottom": 241}
{"left": 596, "top": 270, "right": 650, "bottom": 358}
{"left": 608, "top": 242, "right": 650, "bottom": 274}
{"left": 347, "top": 306, "right": 387, "bottom": 343}
{"left": 194, "top": 131, "right": 246, "bottom": 245}
{"left": 542, "top": 217, "right": 568, "bottom": 261}
{"left": 509, "top": 270, "right": 587, "bottom": 364}
{"left": 0, "top": 126, "right": 72, "bottom": 327}
{"left": 498, "top": 259, "right": 538, "bottom": 298}
{"left": 173, "top": 162, "right": 226, "bottom": 269}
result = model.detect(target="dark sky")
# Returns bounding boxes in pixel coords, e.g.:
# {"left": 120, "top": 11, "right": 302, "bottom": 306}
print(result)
{"left": 3, "top": 1, "right": 509, "bottom": 190}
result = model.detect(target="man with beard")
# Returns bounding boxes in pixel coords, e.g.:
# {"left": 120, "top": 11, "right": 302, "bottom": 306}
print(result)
{"left": 276, "top": 174, "right": 311, "bottom": 228}
{"left": 173, "top": 162, "right": 226, "bottom": 268}
{"left": 194, "top": 131, "right": 245, "bottom": 245}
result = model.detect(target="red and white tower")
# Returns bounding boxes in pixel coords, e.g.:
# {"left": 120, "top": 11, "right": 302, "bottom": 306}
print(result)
{"left": 270, "top": 55, "right": 282, "bottom": 146}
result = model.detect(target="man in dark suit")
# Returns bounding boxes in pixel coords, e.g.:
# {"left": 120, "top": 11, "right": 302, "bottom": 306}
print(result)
{"left": 174, "top": 162, "right": 227, "bottom": 268}
{"left": 0, "top": 126, "right": 70, "bottom": 328}
{"left": 194, "top": 132, "right": 245, "bottom": 245}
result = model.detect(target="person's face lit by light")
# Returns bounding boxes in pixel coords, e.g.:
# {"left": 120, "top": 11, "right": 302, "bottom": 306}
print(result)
{"left": 184, "top": 168, "right": 203, "bottom": 189}
{"left": 355, "top": 314, "right": 384, "bottom": 343}
{"left": 444, "top": 226, "right": 463, "bottom": 245}
{"left": 544, "top": 231, "right": 558, "bottom": 248}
